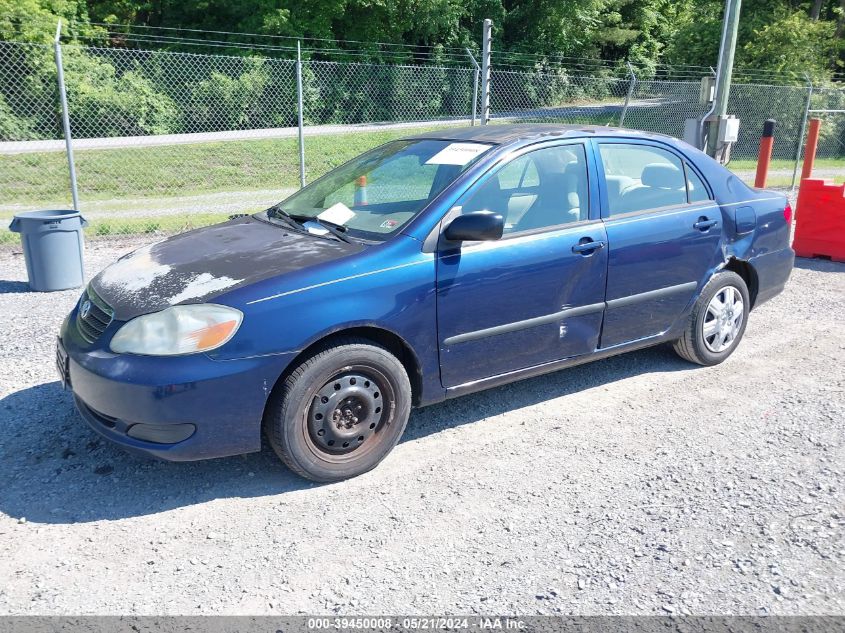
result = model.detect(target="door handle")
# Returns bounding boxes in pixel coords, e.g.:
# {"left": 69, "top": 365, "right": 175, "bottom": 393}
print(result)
{"left": 694, "top": 217, "right": 719, "bottom": 231}
{"left": 572, "top": 239, "right": 606, "bottom": 254}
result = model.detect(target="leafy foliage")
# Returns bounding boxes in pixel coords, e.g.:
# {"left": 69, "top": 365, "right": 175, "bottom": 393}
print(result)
{"left": 0, "top": 92, "right": 38, "bottom": 139}
{"left": 0, "top": 0, "right": 843, "bottom": 144}
{"left": 5, "top": 0, "right": 845, "bottom": 76}
{"left": 665, "top": 0, "right": 844, "bottom": 79}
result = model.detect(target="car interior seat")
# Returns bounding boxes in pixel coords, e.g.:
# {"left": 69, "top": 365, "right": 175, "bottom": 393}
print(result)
{"left": 514, "top": 163, "right": 585, "bottom": 232}
{"left": 618, "top": 163, "right": 687, "bottom": 213}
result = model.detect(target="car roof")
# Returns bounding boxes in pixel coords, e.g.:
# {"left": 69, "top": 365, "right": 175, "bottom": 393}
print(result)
{"left": 404, "top": 123, "right": 677, "bottom": 146}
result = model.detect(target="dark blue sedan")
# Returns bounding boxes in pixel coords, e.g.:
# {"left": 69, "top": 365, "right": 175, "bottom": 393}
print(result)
{"left": 58, "top": 124, "right": 795, "bottom": 481}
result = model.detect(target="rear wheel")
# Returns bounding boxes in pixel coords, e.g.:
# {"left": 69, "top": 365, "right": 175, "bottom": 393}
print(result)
{"left": 265, "top": 338, "right": 411, "bottom": 482}
{"left": 672, "top": 271, "right": 750, "bottom": 366}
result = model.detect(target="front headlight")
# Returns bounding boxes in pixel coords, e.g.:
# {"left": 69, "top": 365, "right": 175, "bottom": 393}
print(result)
{"left": 110, "top": 304, "right": 243, "bottom": 356}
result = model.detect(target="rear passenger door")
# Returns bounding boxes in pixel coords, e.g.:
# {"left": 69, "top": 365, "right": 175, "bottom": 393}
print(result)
{"left": 594, "top": 139, "right": 722, "bottom": 348}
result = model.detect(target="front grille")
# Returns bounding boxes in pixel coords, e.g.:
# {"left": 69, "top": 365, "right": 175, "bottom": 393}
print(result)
{"left": 76, "top": 285, "right": 114, "bottom": 344}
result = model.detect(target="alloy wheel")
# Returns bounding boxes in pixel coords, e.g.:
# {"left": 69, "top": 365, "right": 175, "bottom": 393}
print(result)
{"left": 702, "top": 285, "right": 745, "bottom": 353}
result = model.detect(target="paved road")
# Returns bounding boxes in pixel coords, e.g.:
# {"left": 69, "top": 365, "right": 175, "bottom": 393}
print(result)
{"left": 0, "top": 100, "right": 658, "bottom": 155}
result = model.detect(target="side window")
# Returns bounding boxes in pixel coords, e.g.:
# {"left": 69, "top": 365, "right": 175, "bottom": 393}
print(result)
{"left": 686, "top": 164, "right": 712, "bottom": 202}
{"left": 599, "top": 144, "right": 687, "bottom": 215}
{"left": 462, "top": 144, "right": 589, "bottom": 234}
{"left": 497, "top": 157, "right": 539, "bottom": 190}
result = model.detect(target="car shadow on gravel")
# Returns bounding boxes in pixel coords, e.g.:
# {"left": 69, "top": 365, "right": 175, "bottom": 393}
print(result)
{"left": 0, "top": 345, "right": 693, "bottom": 524}
{"left": 0, "top": 381, "right": 309, "bottom": 525}
{"left": 404, "top": 344, "right": 695, "bottom": 443}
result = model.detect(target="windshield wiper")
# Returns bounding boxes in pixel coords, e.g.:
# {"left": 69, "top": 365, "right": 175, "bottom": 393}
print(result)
{"left": 268, "top": 207, "right": 353, "bottom": 243}
{"left": 310, "top": 218, "right": 353, "bottom": 243}
{"left": 266, "top": 207, "right": 305, "bottom": 231}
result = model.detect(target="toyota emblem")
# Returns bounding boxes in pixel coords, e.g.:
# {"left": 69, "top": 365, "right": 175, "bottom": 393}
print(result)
{"left": 79, "top": 300, "right": 92, "bottom": 320}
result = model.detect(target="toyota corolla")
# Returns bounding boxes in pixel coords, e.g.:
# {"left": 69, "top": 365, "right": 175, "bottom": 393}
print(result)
{"left": 58, "top": 124, "right": 794, "bottom": 481}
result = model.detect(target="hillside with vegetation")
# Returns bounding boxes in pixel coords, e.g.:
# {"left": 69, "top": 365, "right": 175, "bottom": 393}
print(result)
{"left": 1, "top": 0, "right": 843, "bottom": 79}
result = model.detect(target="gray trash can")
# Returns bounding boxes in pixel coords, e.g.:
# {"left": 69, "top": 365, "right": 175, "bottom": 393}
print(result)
{"left": 8, "top": 209, "right": 88, "bottom": 292}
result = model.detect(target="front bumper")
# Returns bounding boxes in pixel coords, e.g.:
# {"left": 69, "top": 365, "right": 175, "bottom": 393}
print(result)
{"left": 60, "top": 317, "right": 294, "bottom": 462}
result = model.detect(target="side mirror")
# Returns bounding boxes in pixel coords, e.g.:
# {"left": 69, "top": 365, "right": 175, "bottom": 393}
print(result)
{"left": 443, "top": 211, "right": 504, "bottom": 242}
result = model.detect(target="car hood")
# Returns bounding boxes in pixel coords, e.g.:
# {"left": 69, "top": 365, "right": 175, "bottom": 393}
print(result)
{"left": 90, "top": 214, "right": 365, "bottom": 321}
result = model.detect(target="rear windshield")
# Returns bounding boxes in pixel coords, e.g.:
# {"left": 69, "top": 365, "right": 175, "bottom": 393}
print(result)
{"left": 275, "top": 139, "right": 494, "bottom": 240}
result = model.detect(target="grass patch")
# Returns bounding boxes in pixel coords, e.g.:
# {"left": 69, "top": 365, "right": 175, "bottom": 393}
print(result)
{"left": 0, "top": 212, "right": 232, "bottom": 246}
{"left": 4, "top": 128, "right": 842, "bottom": 208}
{"left": 727, "top": 158, "right": 845, "bottom": 187}
{"left": 0, "top": 124, "right": 453, "bottom": 209}
{"left": 87, "top": 212, "right": 232, "bottom": 237}
{"left": 2, "top": 124, "right": 842, "bottom": 243}
{"left": 728, "top": 157, "right": 845, "bottom": 171}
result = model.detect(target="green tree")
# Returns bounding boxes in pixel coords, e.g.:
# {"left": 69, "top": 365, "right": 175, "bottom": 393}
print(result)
{"left": 665, "top": 0, "right": 844, "bottom": 80}
{"left": 741, "top": 10, "right": 838, "bottom": 81}
{"left": 62, "top": 50, "right": 181, "bottom": 135}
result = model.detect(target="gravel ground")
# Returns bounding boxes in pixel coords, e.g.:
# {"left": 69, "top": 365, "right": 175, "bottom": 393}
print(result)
{"left": 0, "top": 237, "right": 843, "bottom": 616}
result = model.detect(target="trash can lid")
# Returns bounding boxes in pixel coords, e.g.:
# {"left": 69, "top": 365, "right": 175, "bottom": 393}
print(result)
{"left": 12, "top": 209, "right": 83, "bottom": 221}
{"left": 9, "top": 209, "right": 88, "bottom": 233}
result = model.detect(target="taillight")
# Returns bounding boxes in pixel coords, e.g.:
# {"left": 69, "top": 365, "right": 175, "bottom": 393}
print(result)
{"left": 783, "top": 201, "right": 793, "bottom": 225}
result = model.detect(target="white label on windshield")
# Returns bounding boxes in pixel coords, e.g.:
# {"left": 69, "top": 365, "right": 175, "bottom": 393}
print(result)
{"left": 426, "top": 142, "right": 489, "bottom": 165}
{"left": 318, "top": 202, "right": 355, "bottom": 225}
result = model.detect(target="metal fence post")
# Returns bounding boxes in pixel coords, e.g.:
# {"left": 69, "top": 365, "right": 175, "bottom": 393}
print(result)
{"left": 619, "top": 62, "right": 637, "bottom": 127}
{"left": 480, "top": 19, "right": 492, "bottom": 125}
{"left": 466, "top": 48, "right": 480, "bottom": 126}
{"left": 53, "top": 20, "right": 79, "bottom": 210}
{"left": 296, "top": 40, "right": 306, "bottom": 188}
{"left": 791, "top": 73, "right": 814, "bottom": 192}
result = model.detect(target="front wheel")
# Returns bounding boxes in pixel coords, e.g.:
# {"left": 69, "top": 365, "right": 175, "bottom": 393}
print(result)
{"left": 264, "top": 338, "right": 411, "bottom": 482}
{"left": 672, "top": 271, "right": 750, "bottom": 366}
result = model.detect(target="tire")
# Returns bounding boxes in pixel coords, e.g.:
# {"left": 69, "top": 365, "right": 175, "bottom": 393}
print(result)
{"left": 672, "top": 271, "right": 750, "bottom": 366}
{"left": 264, "top": 337, "right": 411, "bottom": 482}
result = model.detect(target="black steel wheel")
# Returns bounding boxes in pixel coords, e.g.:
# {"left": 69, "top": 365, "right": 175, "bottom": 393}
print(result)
{"left": 264, "top": 337, "right": 411, "bottom": 482}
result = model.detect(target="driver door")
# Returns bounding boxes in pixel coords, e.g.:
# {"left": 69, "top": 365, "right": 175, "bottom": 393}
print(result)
{"left": 436, "top": 142, "right": 608, "bottom": 387}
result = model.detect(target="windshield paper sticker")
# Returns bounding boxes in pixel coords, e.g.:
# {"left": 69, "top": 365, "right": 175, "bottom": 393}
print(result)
{"left": 380, "top": 219, "right": 399, "bottom": 229}
{"left": 304, "top": 222, "right": 329, "bottom": 236}
{"left": 318, "top": 202, "right": 355, "bottom": 225}
{"left": 426, "top": 142, "right": 489, "bottom": 166}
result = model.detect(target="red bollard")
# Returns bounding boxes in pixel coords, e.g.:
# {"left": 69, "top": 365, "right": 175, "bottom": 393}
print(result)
{"left": 754, "top": 119, "right": 776, "bottom": 188}
{"left": 801, "top": 118, "right": 821, "bottom": 181}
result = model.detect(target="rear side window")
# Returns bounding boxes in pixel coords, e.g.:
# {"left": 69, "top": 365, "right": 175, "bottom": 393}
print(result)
{"left": 599, "top": 144, "right": 688, "bottom": 215}
{"left": 686, "top": 165, "right": 712, "bottom": 202}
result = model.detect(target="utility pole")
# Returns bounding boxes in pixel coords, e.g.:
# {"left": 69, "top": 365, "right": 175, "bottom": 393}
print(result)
{"left": 707, "top": 0, "right": 742, "bottom": 157}
{"left": 466, "top": 48, "right": 480, "bottom": 126}
{"left": 296, "top": 40, "right": 305, "bottom": 187}
{"left": 54, "top": 19, "right": 79, "bottom": 211}
{"left": 480, "top": 19, "right": 492, "bottom": 125}
{"left": 713, "top": 0, "right": 741, "bottom": 119}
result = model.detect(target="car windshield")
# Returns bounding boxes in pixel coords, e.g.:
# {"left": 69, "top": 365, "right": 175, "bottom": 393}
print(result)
{"left": 272, "top": 139, "right": 494, "bottom": 241}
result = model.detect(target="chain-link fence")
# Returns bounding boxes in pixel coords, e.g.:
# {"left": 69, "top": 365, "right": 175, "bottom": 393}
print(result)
{"left": 0, "top": 40, "right": 72, "bottom": 229}
{"left": 1, "top": 36, "right": 843, "bottom": 246}
{"left": 812, "top": 111, "right": 845, "bottom": 161}
{"left": 488, "top": 69, "right": 632, "bottom": 125}
{"left": 0, "top": 40, "right": 483, "bottom": 244}
{"left": 803, "top": 87, "right": 845, "bottom": 179}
